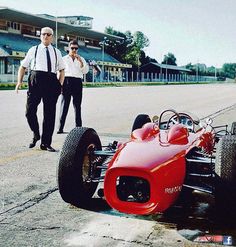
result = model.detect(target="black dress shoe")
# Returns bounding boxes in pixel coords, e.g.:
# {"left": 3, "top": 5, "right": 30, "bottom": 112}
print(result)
{"left": 57, "top": 130, "right": 64, "bottom": 134}
{"left": 29, "top": 137, "right": 40, "bottom": 148}
{"left": 40, "top": 144, "right": 56, "bottom": 152}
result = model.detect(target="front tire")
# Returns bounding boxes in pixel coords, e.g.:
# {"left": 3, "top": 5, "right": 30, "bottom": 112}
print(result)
{"left": 57, "top": 127, "right": 102, "bottom": 207}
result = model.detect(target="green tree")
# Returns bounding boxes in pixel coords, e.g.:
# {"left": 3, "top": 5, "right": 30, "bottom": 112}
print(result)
{"left": 185, "top": 63, "right": 196, "bottom": 75}
{"left": 104, "top": 27, "right": 151, "bottom": 67}
{"left": 104, "top": 26, "right": 130, "bottom": 62}
{"left": 206, "top": 66, "right": 216, "bottom": 76}
{"left": 140, "top": 50, "right": 157, "bottom": 65}
{"left": 132, "top": 31, "right": 150, "bottom": 50}
{"left": 222, "top": 63, "right": 236, "bottom": 79}
{"left": 162, "top": 53, "right": 177, "bottom": 65}
{"left": 125, "top": 46, "right": 141, "bottom": 66}
{"left": 130, "top": 31, "right": 150, "bottom": 67}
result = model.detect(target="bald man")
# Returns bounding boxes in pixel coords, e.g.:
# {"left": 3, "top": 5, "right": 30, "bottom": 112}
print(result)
{"left": 16, "top": 27, "right": 65, "bottom": 152}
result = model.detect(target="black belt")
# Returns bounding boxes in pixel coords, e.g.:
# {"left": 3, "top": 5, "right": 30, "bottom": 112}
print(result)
{"left": 65, "top": 76, "right": 82, "bottom": 79}
{"left": 32, "top": 70, "right": 56, "bottom": 75}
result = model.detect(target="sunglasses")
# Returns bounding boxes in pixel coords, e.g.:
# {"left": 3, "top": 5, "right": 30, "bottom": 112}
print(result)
{"left": 70, "top": 47, "right": 78, "bottom": 50}
{"left": 41, "top": 33, "right": 52, "bottom": 37}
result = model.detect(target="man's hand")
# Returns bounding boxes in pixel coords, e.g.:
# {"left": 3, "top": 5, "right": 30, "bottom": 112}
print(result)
{"left": 58, "top": 69, "right": 65, "bottom": 86}
{"left": 75, "top": 54, "right": 83, "bottom": 67}
{"left": 16, "top": 66, "right": 26, "bottom": 93}
{"left": 15, "top": 82, "right": 23, "bottom": 93}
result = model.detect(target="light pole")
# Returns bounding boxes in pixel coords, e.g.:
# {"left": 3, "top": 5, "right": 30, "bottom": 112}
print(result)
{"left": 101, "top": 41, "right": 105, "bottom": 80}
{"left": 196, "top": 60, "right": 199, "bottom": 82}
{"left": 160, "top": 53, "right": 163, "bottom": 81}
{"left": 165, "top": 56, "right": 168, "bottom": 82}
{"left": 137, "top": 53, "right": 140, "bottom": 81}
{"left": 55, "top": 15, "right": 58, "bottom": 48}
{"left": 196, "top": 63, "right": 198, "bottom": 82}
{"left": 54, "top": 11, "right": 58, "bottom": 49}
{"left": 160, "top": 65, "right": 162, "bottom": 81}
{"left": 165, "top": 64, "right": 167, "bottom": 82}
{"left": 99, "top": 37, "right": 108, "bottom": 81}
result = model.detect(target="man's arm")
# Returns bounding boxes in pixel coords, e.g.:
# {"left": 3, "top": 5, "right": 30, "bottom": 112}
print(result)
{"left": 58, "top": 69, "right": 65, "bottom": 85}
{"left": 76, "top": 55, "right": 89, "bottom": 74}
{"left": 15, "top": 66, "right": 26, "bottom": 93}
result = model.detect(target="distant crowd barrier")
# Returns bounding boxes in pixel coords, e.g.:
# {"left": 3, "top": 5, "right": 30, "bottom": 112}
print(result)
{"left": 90, "top": 70, "right": 218, "bottom": 83}
{"left": 0, "top": 70, "right": 220, "bottom": 84}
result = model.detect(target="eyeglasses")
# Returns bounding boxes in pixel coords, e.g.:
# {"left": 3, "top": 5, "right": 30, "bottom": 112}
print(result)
{"left": 70, "top": 47, "right": 78, "bottom": 50}
{"left": 41, "top": 33, "right": 52, "bottom": 37}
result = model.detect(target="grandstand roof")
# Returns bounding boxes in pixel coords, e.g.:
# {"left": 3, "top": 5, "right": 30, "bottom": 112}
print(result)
{"left": 0, "top": 32, "right": 120, "bottom": 64}
{"left": 0, "top": 7, "right": 123, "bottom": 41}
{"left": 77, "top": 46, "right": 119, "bottom": 63}
{"left": 0, "top": 32, "right": 40, "bottom": 54}
{"left": 57, "top": 15, "right": 93, "bottom": 20}
{"left": 141, "top": 62, "right": 191, "bottom": 72}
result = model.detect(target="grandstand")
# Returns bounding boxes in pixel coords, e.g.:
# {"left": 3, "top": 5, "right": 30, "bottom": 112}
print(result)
{"left": 0, "top": 7, "right": 132, "bottom": 82}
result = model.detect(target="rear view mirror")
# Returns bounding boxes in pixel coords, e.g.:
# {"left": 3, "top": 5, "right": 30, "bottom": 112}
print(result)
{"left": 206, "top": 117, "right": 213, "bottom": 125}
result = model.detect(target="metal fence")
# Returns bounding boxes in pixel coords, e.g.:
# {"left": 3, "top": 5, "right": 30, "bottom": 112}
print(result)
{"left": 91, "top": 70, "right": 217, "bottom": 83}
{"left": 0, "top": 66, "right": 217, "bottom": 83}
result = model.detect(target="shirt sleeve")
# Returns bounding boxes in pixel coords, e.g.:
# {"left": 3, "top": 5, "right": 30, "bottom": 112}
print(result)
{"left": 56, "top": 49, "right": 65, "bottom": 71}
{"left": 81, "top": 57, "right": 89, "bottom": 74}
{"left": 20, "top": 46, "right": 35, "bottom": 68}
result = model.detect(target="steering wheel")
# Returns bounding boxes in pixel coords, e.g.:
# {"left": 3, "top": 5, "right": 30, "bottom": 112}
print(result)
{"left": 166, "top": 115, "right": 180, "bottom": 129}
{"left": 159, "top": 110, "right": 195, "bottom": 132}
{"left": 158, "top": 109, "right": 180, "bottom": 130}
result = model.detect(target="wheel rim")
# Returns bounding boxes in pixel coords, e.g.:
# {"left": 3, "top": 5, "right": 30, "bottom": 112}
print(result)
{"left": 81, "top": 143, "right": 98, "bottom": 186}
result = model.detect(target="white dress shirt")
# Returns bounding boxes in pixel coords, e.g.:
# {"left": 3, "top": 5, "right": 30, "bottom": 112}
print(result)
{"left": 63, "top": 54, "right": 89, "bottom": 78}
{"left": 21, "top": 43, "right": 65, "bottom": 73}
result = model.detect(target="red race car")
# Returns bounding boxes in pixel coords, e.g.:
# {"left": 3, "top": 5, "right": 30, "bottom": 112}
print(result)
{"left": 57, "top": 109, "right": 236, "bottom": 215}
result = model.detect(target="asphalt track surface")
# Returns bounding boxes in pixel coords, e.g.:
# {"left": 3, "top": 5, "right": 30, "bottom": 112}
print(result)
{"left": 1, "top": 83, "right": 236, "bottom": 247}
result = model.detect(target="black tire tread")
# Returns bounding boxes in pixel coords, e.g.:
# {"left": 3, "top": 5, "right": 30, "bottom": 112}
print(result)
{"left": 215, "top": 135, "right": 236, "bottom": 182}
{"left": 231, "top": 122, "right": 236, "bottom": 135}
{"left": 57, "top": 127, "right": 101, "bottom": 206}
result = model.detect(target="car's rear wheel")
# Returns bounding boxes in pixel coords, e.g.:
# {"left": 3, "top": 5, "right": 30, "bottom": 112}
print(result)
{"left": 132, "top": 114, "right": 151, "bottom": 131}
{"left": 215, "top": 135, "right": 236, "bottom": 181}
{"left": 214, "top": 135, "right": 236, "bottom": 209}
{"left": 57, "top": 127, "right": 102, "bottom": 207}
{"left": 231, "top": 122, "right": 236, "bottom": 135}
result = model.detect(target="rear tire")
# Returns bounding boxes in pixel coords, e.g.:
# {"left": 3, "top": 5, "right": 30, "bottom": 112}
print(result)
{"left": 214, "top": 135, "right": 236, "bottom": 210}
{"left": 57, "top": 127, "right": 102, "bottom": 207}
{"left": 231, "top": 122, "right": 236, "bottom": 135}
{"left": 215, "top": 135, "right": 236, "bottom": 181}
{"left": 132, "top": 114, "right": 151, "bottom": 132}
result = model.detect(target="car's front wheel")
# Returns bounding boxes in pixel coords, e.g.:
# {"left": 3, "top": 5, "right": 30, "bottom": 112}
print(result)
{"left": 57, "top": 127, "right": 102, "bottom": 207}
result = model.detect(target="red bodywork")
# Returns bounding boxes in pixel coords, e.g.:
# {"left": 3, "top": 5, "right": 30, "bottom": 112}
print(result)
{"left": 104, "top": 123, "right": 214, "bottom": 215}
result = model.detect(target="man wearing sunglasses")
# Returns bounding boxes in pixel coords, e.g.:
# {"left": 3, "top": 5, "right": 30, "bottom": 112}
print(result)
{"left": 16, "top": 27, "right": 65, "bottom": 152}
{"left": 57, "top": 39, "right": 89, "bottom": 133}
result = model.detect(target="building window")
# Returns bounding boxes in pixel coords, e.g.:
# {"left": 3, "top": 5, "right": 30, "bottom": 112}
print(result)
{"left": 8, "top": 21, "right": 20, "bottom": 30}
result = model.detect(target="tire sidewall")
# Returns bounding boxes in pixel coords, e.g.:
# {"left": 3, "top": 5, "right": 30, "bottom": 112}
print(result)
{"left": 57, "top": 127, "right": 102, "bottom": 206}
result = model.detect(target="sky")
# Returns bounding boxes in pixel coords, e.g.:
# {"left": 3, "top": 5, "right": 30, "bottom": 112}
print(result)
{"left": 1, "top": 0, "right": 236, "bottom": 67}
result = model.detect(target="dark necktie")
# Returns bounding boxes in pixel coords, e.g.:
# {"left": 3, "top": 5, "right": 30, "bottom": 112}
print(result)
{"left": 46, "top": 47, "right": 52, "bottom": 72}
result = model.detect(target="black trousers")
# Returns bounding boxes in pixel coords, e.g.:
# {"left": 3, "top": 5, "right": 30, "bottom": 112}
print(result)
{"left": 58, "top": 77, "right": 83, "bottom": 130}
{"left": 26, "top": 71, "right": 61, "bottom": 145}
